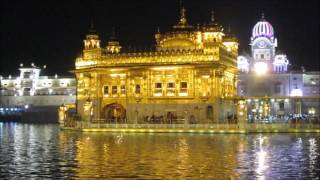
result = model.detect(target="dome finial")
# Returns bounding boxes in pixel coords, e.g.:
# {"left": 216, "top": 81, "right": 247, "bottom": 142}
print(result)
{"left": 179, "top": 6, "right": 187, "bottom": 25}
{"left": 90, "top": 18, "right": 94, "bottom": 29}
{"left": 261, "top": 12, "right": 265, "bottom": 21}
{"left": 107, "top": 27, "right": 121, "bottom": 53}
{"left": 211, "top": 9, "right": 215, "bottom": 22}
{"left": 89, "top": 18, "right": 96, "bottom": 33}
{"left": 111, "top": 27, "right": 116, "bottom": 37}
{"left": 109, "top": 27, "right": 118, "bottom": 41}
{"left": 173, "top": 0, "right": 193, "bottom": 29}
{"left": 157, "top": 26, "right": 160, "bottom": 33}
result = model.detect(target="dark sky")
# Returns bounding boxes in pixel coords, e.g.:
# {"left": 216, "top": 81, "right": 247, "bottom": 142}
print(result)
{"left": 1, "top": 0, "right": 319, "bottom": 76}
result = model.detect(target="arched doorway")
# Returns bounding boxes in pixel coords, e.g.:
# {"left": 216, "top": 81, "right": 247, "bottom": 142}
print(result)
{"left": 102, "top": 103, "right": 126, "bottom": 123}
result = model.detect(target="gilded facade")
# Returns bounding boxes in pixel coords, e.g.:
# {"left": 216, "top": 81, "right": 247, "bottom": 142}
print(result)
{"left": 74, "top": 9, "right": 239, "bottom": 124}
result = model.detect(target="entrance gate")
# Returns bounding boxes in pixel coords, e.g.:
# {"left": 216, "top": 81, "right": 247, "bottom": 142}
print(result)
{"left": 102, "top": 103, "right": 126, "bottom": 123}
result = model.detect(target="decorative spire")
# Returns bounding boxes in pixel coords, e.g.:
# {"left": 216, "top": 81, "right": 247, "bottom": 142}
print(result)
{"left": 225, "top": 24, "right": 238, "bottom": 41}
{"left": 211, "top": 10, "right": 215, "bottom": 23}
{"left": 109, "top": 27, "right": 118, "bottom": 41}
{"left": 90, "top": 19, "right": 94, "bottom": 29}
{"left": 179, "top": 7, "right": 187, "bottom": 25}
{"left": 111, "top": 27, "right": 116, "bottom": 38}
{"left": 111, "top": 27, "right": 115, "bottom": 36}
{"left": 203, "top": 9, "right": 223, "bottom": 32}
{"left": 155, "top": 26, "right": 161, "bottom": 44}
{"left": 88, "top": 18, "right": 96, "bottom": 33}
{"left": 173, "top": 1, "right": 193, "bottom": 29}
{"left": 261, "top": 12, "right": 265, "bottom": 21}
{"left": 107, "top": 27, "right": 121, "bottom": 53}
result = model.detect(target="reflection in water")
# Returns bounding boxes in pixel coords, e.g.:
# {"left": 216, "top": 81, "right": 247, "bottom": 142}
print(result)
{"left": 73, "top": 133, "right": 244, "bottom": 179}
{"left": 308, "top": 138, "right": 317, "bottom": 172}
{"left": 0, "top": 123, "right": 319, "bottom": 179}
{"left": 255, "top": 136, "right": 268, "bottom": 180}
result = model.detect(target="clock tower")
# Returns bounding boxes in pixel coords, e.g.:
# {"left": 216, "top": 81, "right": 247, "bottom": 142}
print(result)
{"left": 250, "top": 13, "right": 277, "bottom": 74}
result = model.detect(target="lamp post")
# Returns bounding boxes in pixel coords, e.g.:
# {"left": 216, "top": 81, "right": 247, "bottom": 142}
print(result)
{"left": 308, "top": 108, "right": 315, "bottom": 125}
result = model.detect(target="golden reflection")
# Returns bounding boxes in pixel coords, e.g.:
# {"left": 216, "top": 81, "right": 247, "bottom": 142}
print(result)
{"left": 70, "top": 133, "right": 242, "bottom": 179}
{"left": 176, "top": 138, "right": 189, "bottom": 176}
{"left": 1, "top": 127, "right": 313, "bottom": 179}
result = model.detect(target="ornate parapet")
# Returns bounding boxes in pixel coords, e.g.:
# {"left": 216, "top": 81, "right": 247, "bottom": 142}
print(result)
{"left": 75, "top": 49, "right": 227, "bottom": 69}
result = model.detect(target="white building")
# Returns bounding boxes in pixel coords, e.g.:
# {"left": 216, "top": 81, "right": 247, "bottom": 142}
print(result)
{"left": 237, "top": 13, "right": 289, "bottom": 75}
{"left": 0, "top": 63, "right": 76, "bottom": 107}
{"left": 237, "top": 14, "right": 320, "bottom": 120}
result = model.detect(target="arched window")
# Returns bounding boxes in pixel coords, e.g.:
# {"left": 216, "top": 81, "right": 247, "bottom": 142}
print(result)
{"left": 135, "top": 84, "right": 141, "bottom": 94}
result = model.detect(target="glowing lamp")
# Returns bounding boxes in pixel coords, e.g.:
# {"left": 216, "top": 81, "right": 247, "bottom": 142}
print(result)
{"left": 179, "top": 92, "right": 188, "bottom": 96}
{"left": 308, "top": 109, "right": 315, "bottom": 115}
{"left": 254, "top": 62, "right": 268, "bottom": 75}
{"left": 154, "top": 93, "right": 162, "bottom": 97}
{"left": 290, "top": 89, "right": 303, "bottom": 97}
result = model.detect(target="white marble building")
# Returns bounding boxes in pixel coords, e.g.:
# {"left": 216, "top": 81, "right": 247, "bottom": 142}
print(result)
{"left": 237, "top": 14, "right": 320, "bottom": 120}
{"left": 0, "top": 63, "right": 76, "bottom": 107}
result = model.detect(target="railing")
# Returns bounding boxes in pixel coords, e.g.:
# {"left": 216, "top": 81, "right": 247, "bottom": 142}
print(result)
{"left": 66, "top": 121, "right": 320, "bottom": 130}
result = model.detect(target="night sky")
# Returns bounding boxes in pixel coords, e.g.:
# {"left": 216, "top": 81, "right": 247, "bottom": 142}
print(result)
{"left": 1, "top": 0, "right": 319, "bottom": 76}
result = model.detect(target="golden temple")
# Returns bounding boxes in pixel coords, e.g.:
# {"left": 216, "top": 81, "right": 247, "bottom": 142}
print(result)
{"left": 70, "top": 8, "right": 240, "bottom": 125}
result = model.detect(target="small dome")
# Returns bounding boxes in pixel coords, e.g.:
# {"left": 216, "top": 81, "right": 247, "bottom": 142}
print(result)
{"left": 237, "top": 56, "right": 250, "bottom": 73}
{"left": 273, "top": 55, "right": 289, "bottom": 65}
{"left": 237, "top": 56, "right": 249, "bottom": 64}
{"left": 202, "top": 10, "right": 223, "bottom": 32}
{"left": 224, "top": 25, "right": 238, "bottom": 42}
{"left": 252, "top": 14, "right": 274, "bottom": 39}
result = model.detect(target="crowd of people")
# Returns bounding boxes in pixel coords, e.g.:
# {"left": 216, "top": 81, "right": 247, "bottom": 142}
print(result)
{"left": 247, "top": 114, "right": 320, "bottom": 124}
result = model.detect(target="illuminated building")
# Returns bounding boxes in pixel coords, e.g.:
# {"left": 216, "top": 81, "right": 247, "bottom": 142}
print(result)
{"left": 73, "top": 8, "right": 239, "bottom": 124}
{"left": 0, "top": 63, "right": 75, "bottom": 107}
{"left": 237, "top": 14, "right": 320, "bottom": 121}
{"left": 237, "top": 13, "right": 288, "bottom": 75}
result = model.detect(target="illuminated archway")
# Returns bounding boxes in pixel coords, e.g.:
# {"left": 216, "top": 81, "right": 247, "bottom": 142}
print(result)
{"left": 102, "top": 103, "right": 126, "bottom": 123}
